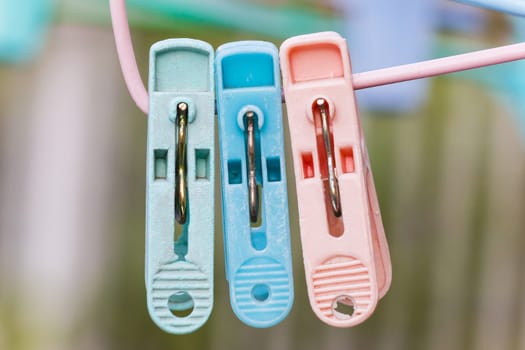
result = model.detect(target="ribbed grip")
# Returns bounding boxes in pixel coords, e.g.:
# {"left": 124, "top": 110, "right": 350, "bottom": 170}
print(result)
{"left": 311, "top": 256, "right": 375, "bottom": 323}
{"left": 148, "top": 261, "right": 212, "bottom": 334}
{"left": 232, "top": 257, "right": 293, "bottom": 327}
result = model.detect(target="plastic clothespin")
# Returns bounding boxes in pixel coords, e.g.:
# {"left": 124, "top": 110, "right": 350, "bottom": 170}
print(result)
{"left": 146, "top": 39, "right": 215, "bottom": 334}
{"left": 215, "top": 41, "right": 294, "bottom": 328}
{"left": 280, "top": 32, "right": 392, "bottom": 327}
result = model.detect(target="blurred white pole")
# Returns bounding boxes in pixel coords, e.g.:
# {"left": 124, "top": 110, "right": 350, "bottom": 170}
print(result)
{"left": 0, "top": 25, "right": 121, "bottom": 349}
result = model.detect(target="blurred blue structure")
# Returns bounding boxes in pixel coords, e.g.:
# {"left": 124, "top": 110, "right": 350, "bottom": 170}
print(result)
{"left": 333, "top": 0, "right": 437, "bottom": 112}
{"left": 439, "top": 2, "right": 487, "bottom": 33}
{"left": 333, "top": 1, "right": 490, "bottom": 113}
{"left": 0, "top": 0, "right": 51, "bottom": 62}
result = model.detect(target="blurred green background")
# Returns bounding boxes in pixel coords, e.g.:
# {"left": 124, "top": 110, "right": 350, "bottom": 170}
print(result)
{"left": 0, "top": 1, "right": 524, "bottom": 350}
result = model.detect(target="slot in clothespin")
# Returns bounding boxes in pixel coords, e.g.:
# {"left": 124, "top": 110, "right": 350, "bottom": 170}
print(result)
{"left": 146, "top": 39, "right": 215, "bottom": 334}
{"left": 280, "top": 32, "right": 391, "bottom": 327}
{"left": 215, "top": 41, "right": 294, "bottom": 328}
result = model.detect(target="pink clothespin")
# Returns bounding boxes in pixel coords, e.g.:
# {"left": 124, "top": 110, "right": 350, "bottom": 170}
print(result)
{"left": 280, "top": 32, "right": 391, "bottom": 327}
{"left": 278, "top": 28, "right": 525, "bottom": 327}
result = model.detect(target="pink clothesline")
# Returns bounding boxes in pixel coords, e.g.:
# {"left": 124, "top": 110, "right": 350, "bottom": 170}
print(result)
{"left": 353, "top": 42, "right": 525, "bottom": 90}
{"left": 109, "top": 0, "right": 525, "bottom": 115}
{"left": 110, "top": 0, "right": 149, "bottom": 114}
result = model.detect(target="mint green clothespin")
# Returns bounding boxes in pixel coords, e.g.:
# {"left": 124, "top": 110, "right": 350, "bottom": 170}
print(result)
{"left": 146, "top": 39, "right": 216, "bottom": 334}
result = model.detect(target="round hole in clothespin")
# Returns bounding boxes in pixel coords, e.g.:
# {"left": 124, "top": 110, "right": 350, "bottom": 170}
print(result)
{"left": 169, "top": 98, "right": 196, "bottom": 123}
{"left": 306, "top": 96, "right": 335, "bottom": 123}
{"left": 251, "top": 284, "right": 271, "bottom": 303}
{"left": 237, "top": 105, "right": 264, "bottom": 131}
{"left": 168, "top": 291, "right": 194, "bottom": 318}
{"left": 332, "top": 295, "right": 355, "bottom": 319}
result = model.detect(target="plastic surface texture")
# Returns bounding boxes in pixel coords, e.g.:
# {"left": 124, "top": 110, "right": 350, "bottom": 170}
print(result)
{"left": 215, "top": 41, "right": 294, "bottom": 328}
{"left": 280, "top": 32, "right": 391, "bottom": 327}
{"left": 146, "top": 39, "right": 215, "bottom": 334}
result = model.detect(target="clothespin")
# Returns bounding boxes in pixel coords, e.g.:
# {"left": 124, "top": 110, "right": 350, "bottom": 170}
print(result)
{"left": 215, "top": 41, "right": 294, "bottom": 328}
{"left": 280, "top": 32, "right": 392, "bottom": 327}
{"left": 146, "top": 39, "right": 215, "bottom": 334}
{"left": 110, "top": 0, "right": 525, "bottom": 332}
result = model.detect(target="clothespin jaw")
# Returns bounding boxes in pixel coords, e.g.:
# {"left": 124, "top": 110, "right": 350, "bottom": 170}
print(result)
{"left": 215, "top": 41, "right": 294, "bottom": 328}
{"left": 280, "top": 32, "right": 391, "bottom": 327}
{"left": 146, "top": 39, "right": 215, "bottom": 334}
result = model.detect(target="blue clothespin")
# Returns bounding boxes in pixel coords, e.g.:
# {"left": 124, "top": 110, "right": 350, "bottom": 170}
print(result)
{"left": 0, "top": 0, "right": 51, "bottom": 62}
{"left": 215, "top": 41, "right": 294, "bottom": 328}
{"left": 146, "top": 39, "right": 215, "bottom": 334}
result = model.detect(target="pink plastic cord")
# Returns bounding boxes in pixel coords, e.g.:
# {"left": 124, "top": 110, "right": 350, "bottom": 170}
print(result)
{"left": 109, "top": 0, "right": 149, "bottom": 114}
{"left": 109, "top": 0, "right": 525, "bottom": 113}
{"left": 353, "top": 42, "right": 525, "bottom": 90}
